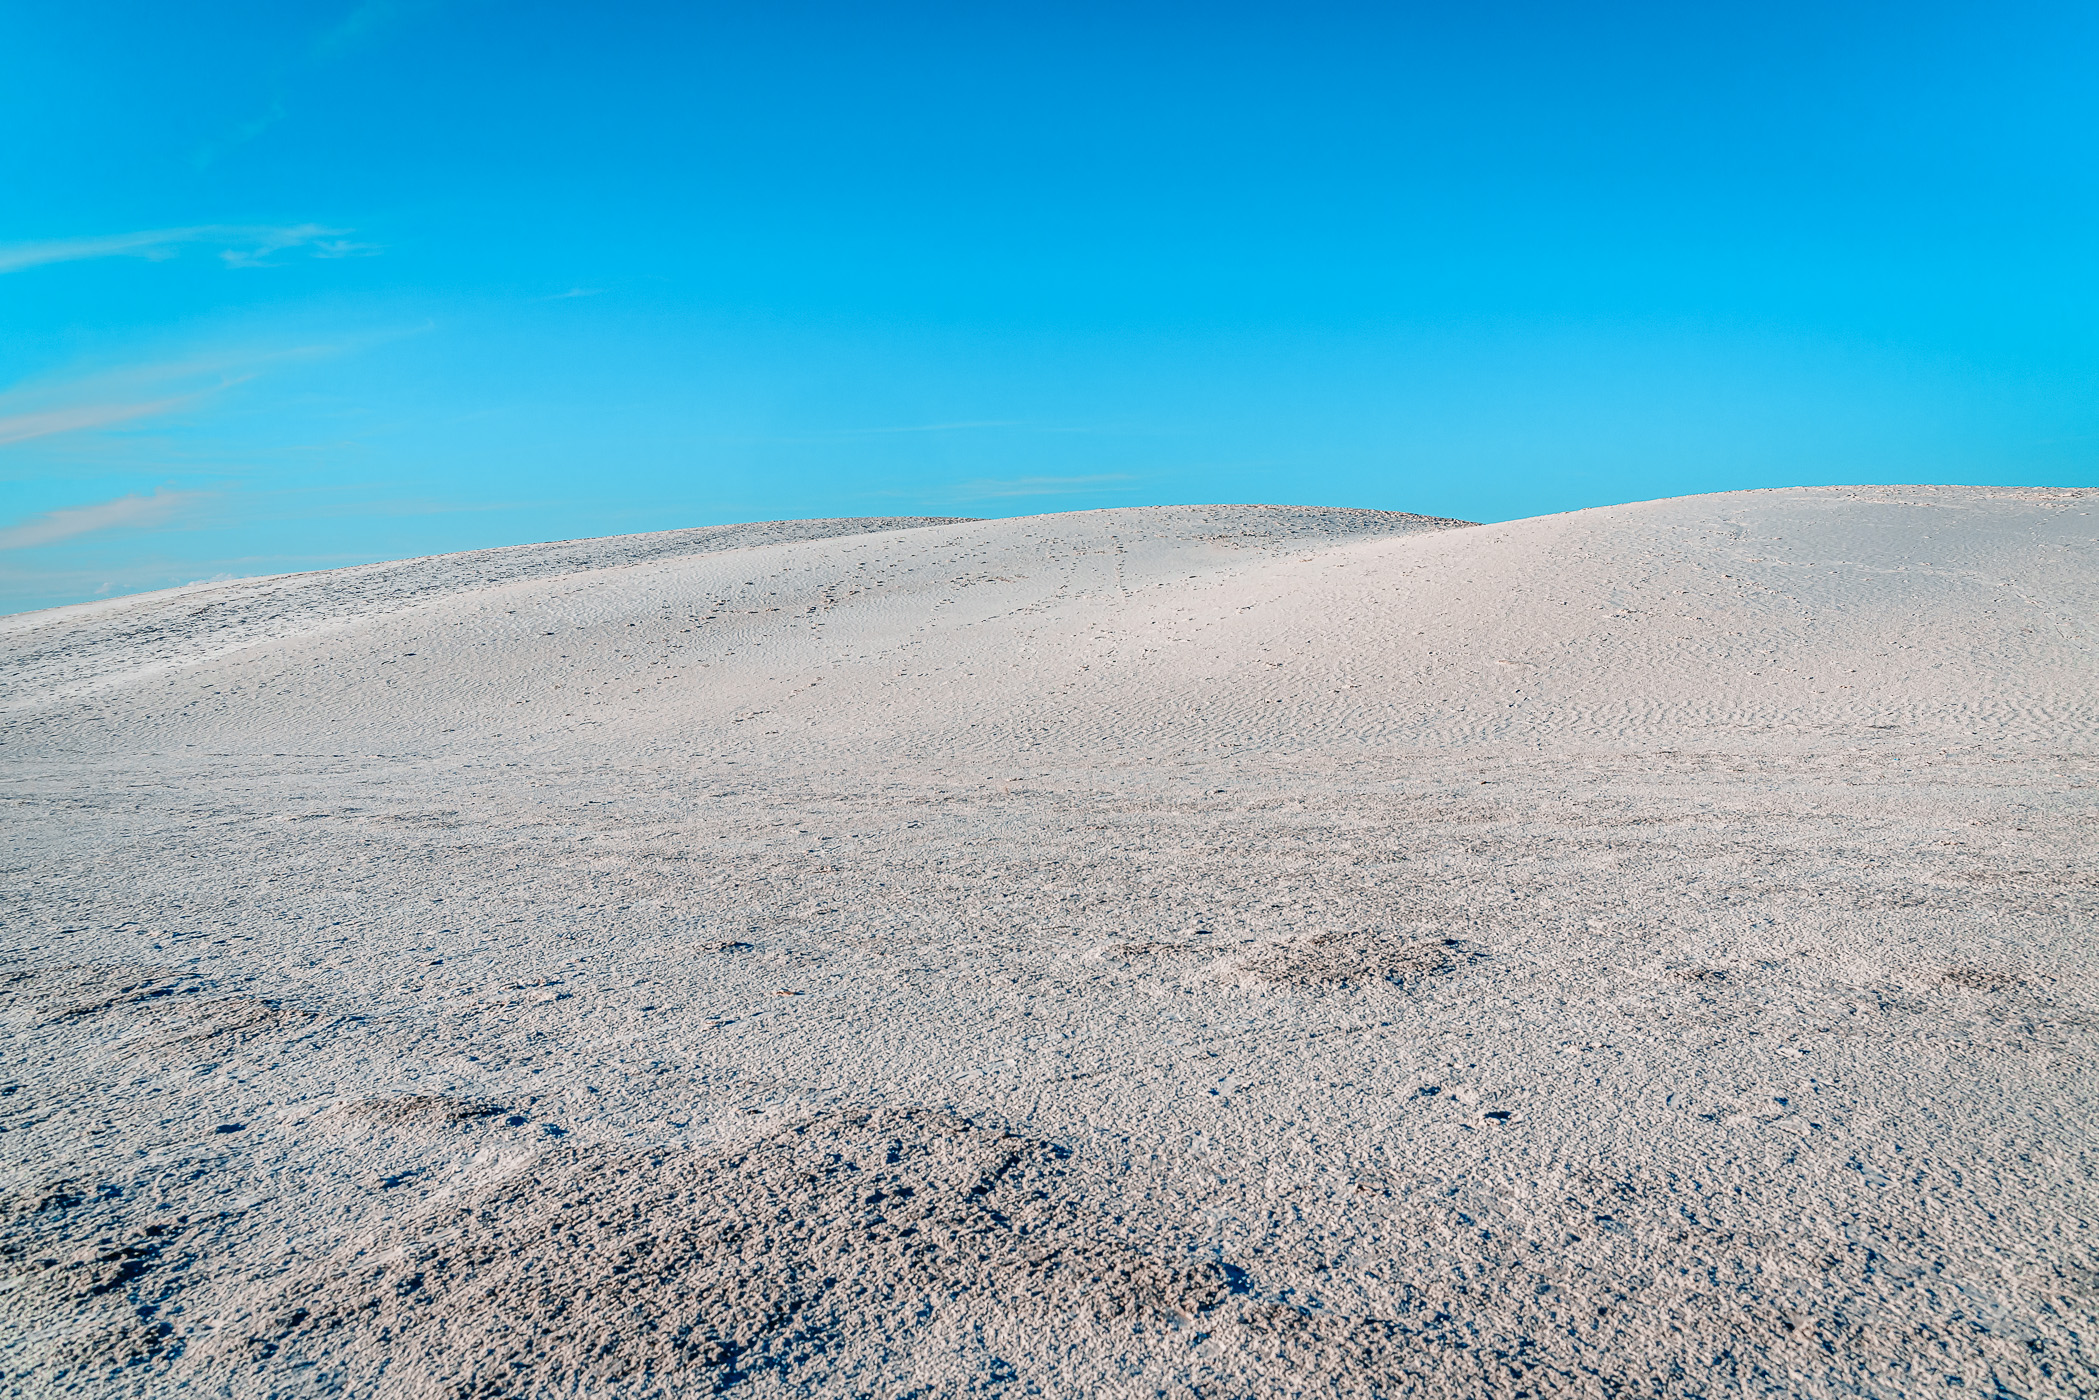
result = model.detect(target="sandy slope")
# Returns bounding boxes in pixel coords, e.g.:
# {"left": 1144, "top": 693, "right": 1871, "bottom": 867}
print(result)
{"left": 2, "top": 487, "right": 2094, "bottom": 1398}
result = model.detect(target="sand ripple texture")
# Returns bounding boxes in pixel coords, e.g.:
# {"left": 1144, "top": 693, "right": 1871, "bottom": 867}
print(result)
{"left": 2, "top": 486, "right": 2094, "bottom": 1398}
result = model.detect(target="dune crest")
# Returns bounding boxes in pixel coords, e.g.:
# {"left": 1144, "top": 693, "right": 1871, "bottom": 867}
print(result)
{"left": 4, "top": 487, "right": 2094, "bottom": 1397}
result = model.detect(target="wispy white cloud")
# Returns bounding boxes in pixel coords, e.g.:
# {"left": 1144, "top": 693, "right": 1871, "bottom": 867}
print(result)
{"left": 0, "top": 229, "right": 191, "bottom": 271}
{"left": 216, "top": 226, "right": 375, "bottom": 268}
{"left": 0, "top": 224, "right": 373, "bottom": 275}
{"left": 0, "top": 490, "right": 209, "bottom": 550}
{"left": 0, "top": 343, "right": 344, "bottom": 449}
{"left": 0, "top": 395, "right": 203, "bottom": 447}
{"left": 310, "top": 238, "right": 382, "bottom": 259}
{"left": 939, "top": 473, "right": 1139, "bottom": 502}
{"left": 539, "top": 287, "right": 603, "bottom": 300}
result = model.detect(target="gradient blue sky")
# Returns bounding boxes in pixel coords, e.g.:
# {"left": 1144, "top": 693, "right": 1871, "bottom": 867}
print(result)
{"left": 4, "top": 1, "right": 2095, "bottom": 612}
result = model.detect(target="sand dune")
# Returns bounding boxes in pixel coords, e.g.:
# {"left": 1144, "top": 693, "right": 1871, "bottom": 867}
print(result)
{"left": 3, "top": 486, "right": 2094, "bottom": 1397}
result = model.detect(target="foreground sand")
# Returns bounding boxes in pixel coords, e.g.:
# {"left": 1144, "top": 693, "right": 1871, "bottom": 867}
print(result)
{"left": 2, "top": 487, "right": 2093, "bottom": 1397}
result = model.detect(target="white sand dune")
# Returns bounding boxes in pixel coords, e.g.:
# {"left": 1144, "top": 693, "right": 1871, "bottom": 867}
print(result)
{"left": 3, "top": 486, "right": 2094, "bottom": 1397}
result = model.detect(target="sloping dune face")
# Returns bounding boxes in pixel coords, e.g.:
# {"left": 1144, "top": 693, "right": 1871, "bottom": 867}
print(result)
{"left": 3, "top": 487, "right": 2094, "bottom": 1398}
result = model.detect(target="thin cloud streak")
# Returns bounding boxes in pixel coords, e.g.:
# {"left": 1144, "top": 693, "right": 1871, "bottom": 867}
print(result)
{"left": 0, "top": 225, "right": 369, "bottom": 274}
{"left": 0, "top": 396, "right": 201, "bottom": 447}
{"left": 0, "top": 341, "right": 362, "bottom": 448}
{"left": 0, "top": 490, "right": 209, "bottom": 550}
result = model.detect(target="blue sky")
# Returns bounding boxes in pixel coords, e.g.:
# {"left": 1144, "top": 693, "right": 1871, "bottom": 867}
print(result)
{"left": 3, "top": 1, "right": 2095, "bottom": 612}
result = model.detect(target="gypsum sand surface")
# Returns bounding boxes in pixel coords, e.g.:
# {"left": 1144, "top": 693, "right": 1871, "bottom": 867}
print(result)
{"left": 0, "top": 486, "right": 2094, "bottom": 1399}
